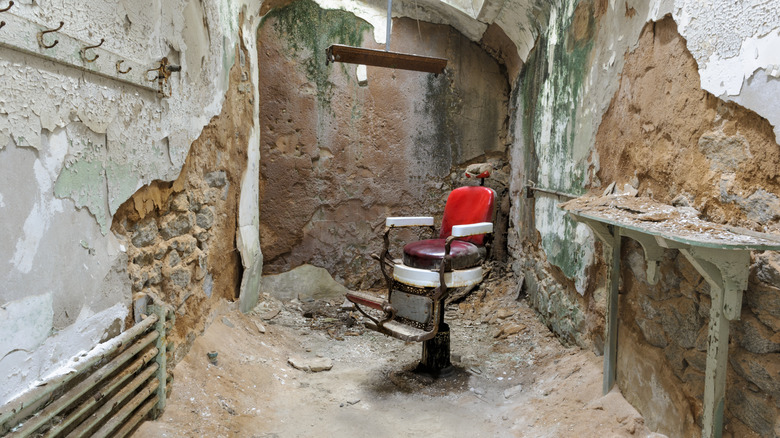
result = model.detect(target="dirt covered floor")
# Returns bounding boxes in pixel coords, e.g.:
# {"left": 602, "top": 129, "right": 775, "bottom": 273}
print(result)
{"left": 134, "top": 267, "right": 665, "bottom": 438}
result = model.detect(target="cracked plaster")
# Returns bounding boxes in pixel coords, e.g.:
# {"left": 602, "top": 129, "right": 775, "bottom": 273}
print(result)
{"left": 670, "top": 0, "right": 780, "bottom": 141}
{"left": 0, "top": 0, "right": 262, "bottom": 406}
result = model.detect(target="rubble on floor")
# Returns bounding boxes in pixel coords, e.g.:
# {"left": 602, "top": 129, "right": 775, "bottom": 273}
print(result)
{"left": 134, "top": 263, "right": 667, "bottom": 437}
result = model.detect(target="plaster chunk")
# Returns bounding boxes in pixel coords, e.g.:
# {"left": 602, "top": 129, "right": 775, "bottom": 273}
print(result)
{"left": 261, "top": 264, "right": 349, "bottom": 302}
{"left": 288, "top": 356, "right": 333, "bottom": 372}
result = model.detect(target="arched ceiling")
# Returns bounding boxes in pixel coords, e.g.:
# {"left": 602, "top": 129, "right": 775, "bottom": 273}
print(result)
{"left": 317, "top": 0, "right": 552, "bottom": 64}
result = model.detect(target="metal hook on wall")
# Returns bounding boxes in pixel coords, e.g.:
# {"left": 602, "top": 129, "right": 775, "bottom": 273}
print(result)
{"left": 37, "top": 21, "right": 64, "bottom": 49}
{"left": 116, "top": 59, "right": 131, "bottom": 74}
{"left": 80, "top": 38, "right": 104, "bottom": 62}
{"left": 146, "top": 57, "right": 180, "bottom": 97}
{"left": 0, "top": 0, "right": 12, "bottom": 28}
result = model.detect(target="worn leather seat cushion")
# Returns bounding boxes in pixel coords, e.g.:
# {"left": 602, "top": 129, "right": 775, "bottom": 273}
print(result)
{"left": 403, "top": 239, "right": 483, "bottom": 270}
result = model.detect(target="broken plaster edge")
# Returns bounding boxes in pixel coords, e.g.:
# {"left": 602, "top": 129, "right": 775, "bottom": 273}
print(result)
{"left": 236, "top": 2, "right": 264, "bottom": 313}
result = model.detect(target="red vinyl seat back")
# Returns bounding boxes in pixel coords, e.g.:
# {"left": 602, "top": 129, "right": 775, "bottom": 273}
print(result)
{"left": 439, "top": 186, "right": 496, "bottom": 246}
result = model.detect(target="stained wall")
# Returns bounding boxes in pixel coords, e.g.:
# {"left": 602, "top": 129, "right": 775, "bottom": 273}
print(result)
{"left": 0, "top": 0, "right": 262, "bottom": 405}
{"left": 507, "top": 0, "right": 780, "bottom": 436}
{"left": 257, "top": 0, "right": 510, "bottom": 289}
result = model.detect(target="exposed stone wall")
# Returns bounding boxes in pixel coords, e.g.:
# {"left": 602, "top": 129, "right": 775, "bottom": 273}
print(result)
{"left": 257, "top": 0, "right": 510, "bottom": 289}
{"left": 112, "top": 42, "right": 253, "bottom": 363}
{"left": 594, "top": 17, "right": 780, "bottom": 437}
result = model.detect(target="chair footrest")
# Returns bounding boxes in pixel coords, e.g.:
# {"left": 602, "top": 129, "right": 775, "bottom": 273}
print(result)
{"left": 345, "top": 291, "right": 385, "bottom": 310}
{"left": 365, "top": 319, "right": 436, "bottom": 342}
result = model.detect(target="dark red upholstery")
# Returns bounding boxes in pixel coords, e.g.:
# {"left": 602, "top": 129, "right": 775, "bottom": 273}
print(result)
{"left": 439, "top": 186, "right": 496, "bottom": 246}
{"left": 403, "top": 239, "right": 482, "bottom": 270}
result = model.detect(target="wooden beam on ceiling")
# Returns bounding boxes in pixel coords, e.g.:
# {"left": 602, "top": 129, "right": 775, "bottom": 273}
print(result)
{"left": 325, "top": 44, "right": 447, "bottom": 75}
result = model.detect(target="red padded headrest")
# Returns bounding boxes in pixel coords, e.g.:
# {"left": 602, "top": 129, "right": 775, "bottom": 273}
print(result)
{"left": 440, "top": 186, "right": 496, "bottom": 246}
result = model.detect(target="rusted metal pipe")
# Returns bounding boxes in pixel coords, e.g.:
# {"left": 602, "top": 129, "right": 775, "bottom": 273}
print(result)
{"left": 92, "top": 374, "right": 172, "bottom": 438}
{"left": 39, "top": 346, "right": 159, "bottom": 438}
{"left": 524, "top": 184, "right": 578, "bottom": 199}
{"left": 88, "top": 377, "right": 159, "bottom": 437}
{"left": 0, "top": 313, "right": 159, "bottom": 430}
{"left": 67, "top": 363, "right": 159, "bottom": 438}
{"left": 8, "top": 330, "right": 159, "bottom": 437}
{"left": 385, "top": 0, "right": 392, "bottom": 51}
{"left": 112, "top": 394, "right": 159, "bottom": 438}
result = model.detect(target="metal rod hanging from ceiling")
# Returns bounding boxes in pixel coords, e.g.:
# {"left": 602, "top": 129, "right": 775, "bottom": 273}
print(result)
{"left": 386, "top": 0, "right": 392, "bottom": 52}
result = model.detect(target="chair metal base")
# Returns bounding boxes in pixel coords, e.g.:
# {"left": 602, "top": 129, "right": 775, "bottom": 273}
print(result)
{"left": 417, "top": 322, "right": 452, "bottom": 376}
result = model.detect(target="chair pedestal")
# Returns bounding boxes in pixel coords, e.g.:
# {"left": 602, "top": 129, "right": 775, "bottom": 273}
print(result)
{"left": 417, "top": 322, "right": 452, "bottom": 376}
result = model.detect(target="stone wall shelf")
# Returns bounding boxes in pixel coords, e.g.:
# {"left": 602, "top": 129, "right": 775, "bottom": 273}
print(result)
{"left": 561, "top": 195, "right": 780, "bottom": 438}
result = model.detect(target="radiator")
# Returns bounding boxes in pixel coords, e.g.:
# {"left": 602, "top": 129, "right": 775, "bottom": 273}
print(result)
{"left": 0, "top": 304, "right": 173, "bottom": 437}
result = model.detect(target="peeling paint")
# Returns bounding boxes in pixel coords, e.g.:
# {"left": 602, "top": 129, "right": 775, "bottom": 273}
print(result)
{"left": 519, "top": 0, "right": 594, "bottom": 292}
{"left": 262, "top": 0, "right": 372, "bottom": 110}
{"left": 668, "top": 0, "right": 780, "bottom": 141}
{"left": 0, "top": 301, "right": 126, "bottom": 406}
{"left": 10, "top": 129, "right": 67, "bottom": 274}
{"left": 1, "top": 0, "right": 261, "bottom": 405}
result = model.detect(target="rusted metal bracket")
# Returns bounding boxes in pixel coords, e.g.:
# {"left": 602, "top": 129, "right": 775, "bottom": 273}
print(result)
{"left": 524, "top": 182, "right": 578, "bottom": 199}
{"left": 146, "top": 57, "right": 181, "bottom": 97}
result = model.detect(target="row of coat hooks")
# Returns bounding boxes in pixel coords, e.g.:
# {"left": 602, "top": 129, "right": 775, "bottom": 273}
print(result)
{"left": 0, "top": 1, "right": 12, "bottom": 28}
{"left": 0, "top": 0, "right": 179, "bottom": 96}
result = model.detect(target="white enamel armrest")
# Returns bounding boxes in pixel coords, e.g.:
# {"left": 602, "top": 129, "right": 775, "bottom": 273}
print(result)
{"left": 386, "top": 216, "right": 435, "bottom": 227}
{"left": 451, "top": 222, "right": 493, "bottom": 237}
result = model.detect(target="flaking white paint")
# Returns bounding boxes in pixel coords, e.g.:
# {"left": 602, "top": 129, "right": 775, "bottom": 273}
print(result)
{"left": 669, "top": 0, "right": 780, "bottom": 141}
{"left": 0, "top": 301, "right": 127, "bottom": 406}
{"left": 1, "top": 0, "right": 256, "bottom": 406}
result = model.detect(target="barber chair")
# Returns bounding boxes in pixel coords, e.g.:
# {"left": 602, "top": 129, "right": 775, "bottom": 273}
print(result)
{"left": 346, "top": 166, "right": 495, "bottom": 374}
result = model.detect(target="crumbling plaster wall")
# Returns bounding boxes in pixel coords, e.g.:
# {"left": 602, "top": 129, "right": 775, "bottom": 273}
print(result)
{"left": 506, "top": 0, "right": 780, "bottom": 436}
{"left": 257, "top": 0, "right": 510, "bottom": 289}
{"left": 0, "top": 0, "right": 262, "bottom": 405}
{"left": 599, "top": 17, "right": 780, "bottom": 438}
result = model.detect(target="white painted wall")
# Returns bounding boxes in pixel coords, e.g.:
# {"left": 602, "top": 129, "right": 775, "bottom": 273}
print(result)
{"left": 0, "top": 0, "right": 261, "bottom": 405}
